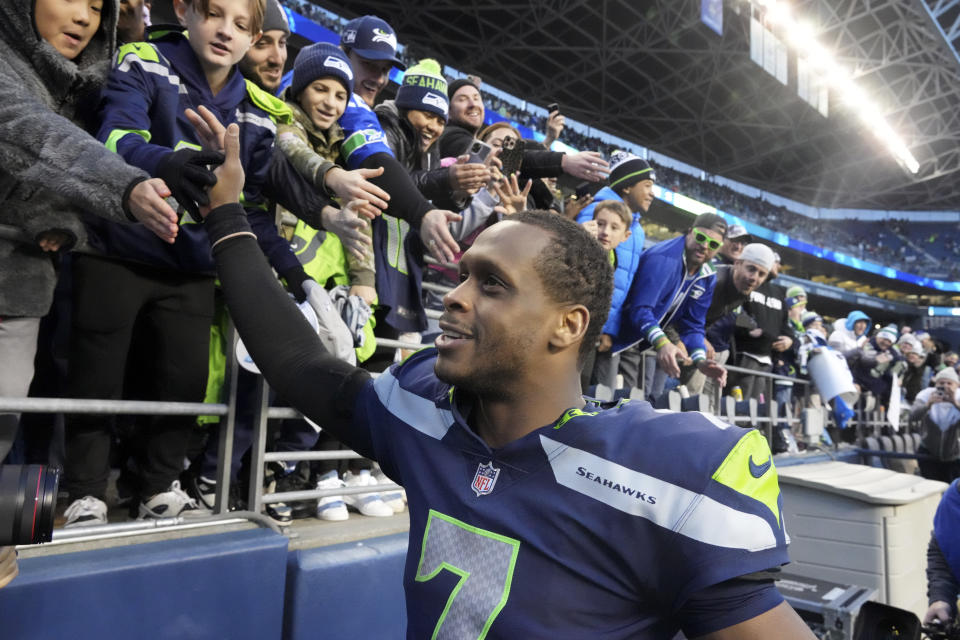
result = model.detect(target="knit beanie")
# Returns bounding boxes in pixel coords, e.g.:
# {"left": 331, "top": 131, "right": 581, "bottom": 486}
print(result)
{"left": 786, "top": 285, "right": 806, "bottom": 299}
{"left": 396, "top": 59, "right": 449, "bottom": 120}
{"left": 935, "top": 367, "right": 959, "bottom": 383}
{"left": 262, "top": 0, "right": 290, "bottom": 34}
{"left": 876, "top": 324, "right": 898, "bottom": 344}
{"left": 291, "top": 42, "right": 354, "bottom": 98}
{"left": 447, "top": 77, "right": 479, "bottom": 101}
{"left": 608, "top": 151, "right": 655, "bottom": 192}
{"left": 801, "top": 311, "right": 822, "bottom": 328}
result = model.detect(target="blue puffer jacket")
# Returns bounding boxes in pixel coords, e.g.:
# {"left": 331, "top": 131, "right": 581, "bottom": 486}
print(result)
{"left": 575, "top": 186, "right": 645, "bottom": 336}
{"left": 612, "top": 235, "right": 716, "bottom": 362}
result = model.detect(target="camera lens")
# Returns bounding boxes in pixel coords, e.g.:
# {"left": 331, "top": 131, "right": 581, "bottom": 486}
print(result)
{"left": 0, "top": 465, "right": 60, "bottom": 546}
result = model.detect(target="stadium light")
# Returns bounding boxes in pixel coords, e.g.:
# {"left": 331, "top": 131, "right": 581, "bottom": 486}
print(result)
{"left": 754, "top": 0, "right": 920, "bottom": 174}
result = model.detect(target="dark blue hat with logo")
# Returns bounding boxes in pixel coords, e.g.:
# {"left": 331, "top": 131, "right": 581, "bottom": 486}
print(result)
{"left": 340, "top": 15, "right": 406, "bottom": 70}
{"left": 291, "top": 42, "right": 355, "bottom": 98}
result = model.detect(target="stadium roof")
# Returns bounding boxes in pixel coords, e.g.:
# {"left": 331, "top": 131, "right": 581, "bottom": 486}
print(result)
{"left": 318, "top": 0, "right": 960, "bottom": 211}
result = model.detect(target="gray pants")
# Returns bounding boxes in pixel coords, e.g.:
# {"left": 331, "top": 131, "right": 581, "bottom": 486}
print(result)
{"left": 0, "top": 316, "right": 40, "bottom": 461}
{"left": 734, "top": 354, "right": 773, "bottom": 401}
{"left": 700, "top": 350, "right": 730, "bottom": 413}
{"left": 593, "top": 344, "right": 642, "bottom": 391}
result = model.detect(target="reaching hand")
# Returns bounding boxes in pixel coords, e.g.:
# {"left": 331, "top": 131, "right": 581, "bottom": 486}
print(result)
{"left": 697, "top": 359, "right": 728, "bottom": 387}
{"left": 923, "top": 601, "right": 954, "bottom": 626}
{"left": 449, "top": 155, "right": 492, "bottom": 194}
{"left": 36, "top": 230, "right": 72, "bottom": 252}
{"left": 321, "top": 201, "right": 372, "bottom": 261}
{"left": 657, "top": 342, "right": 682, "bottom": 379}
{"left": 125, "top": 178, "right": 179, "bottom": 243}
{"left": 324, "top": 166, "right": 390, "bottom": 212}
{"left": 491, "top": 173, "right": 532, "bottom": 215}
{"left": 203, "top": 124, "right": 245, "bottom": 214}
{"left": 420, "top": 209, "right": 462, "bottom": 263}
{"left": 544, "top": 110, "right": 565, "bottom": 146}
{"left": 155, "top": 147, "right": 224, "bottom": 220}
{"left": 597, "top": 334, "right": 613, "bottom": 353}
{"left": 349, "top": 284, "right": 377, "bottom": 306}
{"left": 561, "top": 151, "right": 610, "bottom": 182}
{"left": 185, "top": 105, "right": 226, "bottom": 152}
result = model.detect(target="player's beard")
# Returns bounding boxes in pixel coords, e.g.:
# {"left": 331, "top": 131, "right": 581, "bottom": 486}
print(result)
{"left": 435, "top": 328, "right": 536, "bottom": 400}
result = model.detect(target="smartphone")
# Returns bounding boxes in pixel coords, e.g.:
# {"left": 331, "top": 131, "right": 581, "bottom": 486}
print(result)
{"left": 499, "top": 138, "right": 524, "bottom": 176}
{"left": 547, "top": 102, "right": 559, "bottom": 114}
{"left": 467, "top": 140, "right": 493, "bottom": 164}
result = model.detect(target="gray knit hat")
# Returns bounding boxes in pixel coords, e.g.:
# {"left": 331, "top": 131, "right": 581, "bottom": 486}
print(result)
{"left": 263, "top": 0, "right": 290, "bottom": 34}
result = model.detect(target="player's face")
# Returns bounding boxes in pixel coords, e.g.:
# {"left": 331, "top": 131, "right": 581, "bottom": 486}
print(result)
{"left": 406, "top": 109, "right": 445, "bottom": 152}
{"left": 449, "top": 85, "right": 484, "bottom": 130}
{"left": 346, "top": 51, "right": 392, "bottom": 107}
{"left": 240, "top": 29, "right": 287, "bottom": 92}
{"left": 176, "top": 0, "right": 258, "bottom": 74}
{"left": 35, "top": 0, "right": 103, "bottom": 60}
{"left": 435, "top": 222, "right": 556, "bottom": 395}
{"left": 732, "top": 259, "right": 769, "bottom": 295}
{"left": 298, "top": 77, "right": 349, "bottom": 130}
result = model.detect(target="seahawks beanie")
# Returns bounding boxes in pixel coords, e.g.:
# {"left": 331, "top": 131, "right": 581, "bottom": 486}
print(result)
{"left": 608, "top": 151, "right": 656, "bottom": 191}
{"left": 291, "top": 42, "right": 354, "bottom": 97}
{"left": 396, "top": 59, "right": 449, "bottom": 120}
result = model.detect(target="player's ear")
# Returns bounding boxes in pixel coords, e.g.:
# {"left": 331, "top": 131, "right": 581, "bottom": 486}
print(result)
{"left": 549, "top": 304, "right": 589, "bottom": 352}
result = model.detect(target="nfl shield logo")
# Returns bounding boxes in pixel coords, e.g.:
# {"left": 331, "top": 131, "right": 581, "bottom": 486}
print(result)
{"left": 471, "top": 461, "right": 500, "bottom": 497}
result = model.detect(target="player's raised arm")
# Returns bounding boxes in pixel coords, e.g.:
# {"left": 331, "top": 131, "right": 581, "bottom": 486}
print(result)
{"left": 194, "top": 113, "right": 372, "bottom": 452}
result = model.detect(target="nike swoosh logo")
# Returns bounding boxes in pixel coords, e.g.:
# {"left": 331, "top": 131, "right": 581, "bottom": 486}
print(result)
{"left": 748, "top": 455, "right": 772, "bottom": 478}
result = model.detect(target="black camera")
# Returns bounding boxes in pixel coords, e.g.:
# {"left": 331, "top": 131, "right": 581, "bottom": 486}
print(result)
{"left": 0, "top": 465, "right": 60, "bottom": 546}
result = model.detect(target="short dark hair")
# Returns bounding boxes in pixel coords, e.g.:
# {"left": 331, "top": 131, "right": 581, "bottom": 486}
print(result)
{"left": 512, "top": 211, "right": 613, "bottom": 368}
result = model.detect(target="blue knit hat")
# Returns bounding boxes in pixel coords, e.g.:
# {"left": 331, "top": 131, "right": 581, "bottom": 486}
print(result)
{"left": 291, "top": 42, "right": 354, "bottom": 98}
{"left": 396, "top": 59, "right": 449, "bottom": 120}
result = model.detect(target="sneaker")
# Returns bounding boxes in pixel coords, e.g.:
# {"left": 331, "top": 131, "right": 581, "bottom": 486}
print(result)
{"left": 315, "top": 470, "right": 348, "bottom": 521}
{"left": 262, "top": 463, "right": 293, "bottom": 526}
{"left": 139, "top": 481, "right": 210, "bottom": 519}
{"left": 185, "top": 473, "right": 217, "bottom": 511}
{"left": 372, "top": 469, "right": 406, "bottom": 514}
{"left": 342, "top": 470, "right": 393, "bottom": 517}
{"left": 273, "top": 464, "right": 314, "bottom": 520}
{"left": 64, "top": 496, "right": 108, "bottom": 528}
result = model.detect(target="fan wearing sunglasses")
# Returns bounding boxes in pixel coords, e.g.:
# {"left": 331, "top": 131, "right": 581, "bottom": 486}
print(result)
{"left": 610, "top": 213, "right": 729, "bottom": 387}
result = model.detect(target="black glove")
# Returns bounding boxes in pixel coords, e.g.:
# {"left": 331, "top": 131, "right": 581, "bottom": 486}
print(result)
{"left": 155, "top": 148, "right": 224, "bottom": 221}
{"left": 282, "top": 265, "right": 310, "bottom": 303}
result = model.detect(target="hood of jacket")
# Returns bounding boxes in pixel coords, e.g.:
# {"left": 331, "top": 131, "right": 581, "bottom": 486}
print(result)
{"left": 1, "top": 0, "right": 119, "bottom": 105}
{"left": 845, "top": 310, "right": 871, "bottom": 333}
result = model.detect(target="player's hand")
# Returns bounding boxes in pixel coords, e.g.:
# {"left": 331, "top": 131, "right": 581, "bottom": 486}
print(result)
{"left": 36, "top": 230, "right": 72, "bottom": 252}
{"left": 657, "top": 342, "right": 682, "bottom": 379}
{"left": 597, "top": 334, "right": 613, "bottom": 353}
{"left": 201, "top": 123, "right": 244, "bottom": 214}
{"left": 421, "top": 209, "right": 462, "bottom": 263}
{"left": 561, "top": 151, "right": 610, "bottom": 182}
{"left": 449, "top": 155, "right": 491, "bottom": 193}
{"left": 125, "top": 178, "right": 179, "bottom": 243}
{"left": 349, "top": 284, "right": 377, "bottom": 306}
{"left": 697, "top": 359, "right": 728, "bottom": 387}
{"left": 923, "top": 601, "right": 954, "bottom": 626}
{"left": 324, "top": 166, "right": 389, "bottom": 212}
{"left": 0, "top": 546, "right": 18, "bottom": 589}
{"left": 321, "top": 201, "right": 372, "bottom": 261}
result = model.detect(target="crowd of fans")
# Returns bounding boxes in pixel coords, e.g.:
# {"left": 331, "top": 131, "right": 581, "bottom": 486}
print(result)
{"left": 2, "top": 0, "right": 958, "bottom": 540}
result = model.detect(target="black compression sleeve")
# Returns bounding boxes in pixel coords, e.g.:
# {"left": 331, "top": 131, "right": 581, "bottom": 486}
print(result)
{"left": 205, "top": 203, "right": 373, "bottom": 450}
{"left": 361, "top": 152, "right": 433, "bottom": 227}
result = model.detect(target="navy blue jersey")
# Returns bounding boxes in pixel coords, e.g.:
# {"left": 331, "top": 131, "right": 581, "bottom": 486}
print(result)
{"left": 347, "top": 348, "right": 790, "bottom": 639}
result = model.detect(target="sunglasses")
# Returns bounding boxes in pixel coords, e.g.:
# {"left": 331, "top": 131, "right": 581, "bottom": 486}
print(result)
{"left": 692, "top": 229, "right": 722, "bottom": 251}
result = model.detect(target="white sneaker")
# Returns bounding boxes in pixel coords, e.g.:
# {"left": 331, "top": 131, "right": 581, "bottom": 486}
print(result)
{"left": 140, "top": 480, "right": 210, "bottom": 519}
{"left": 372, "top": 469, "right": 406, "bottom": 514}
{"left": 315, "top": 470, "right": 348, "bottom": 521}
{"left": 342, "top": 470, "right": 393, "bottom": 517}
{"left": 64, "top": 495, "right": 108, "bottom": 528}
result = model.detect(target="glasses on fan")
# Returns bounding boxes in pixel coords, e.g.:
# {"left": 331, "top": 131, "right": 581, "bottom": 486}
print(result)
{"left": 692, "top": 229, "right": 722, "bottom": 250}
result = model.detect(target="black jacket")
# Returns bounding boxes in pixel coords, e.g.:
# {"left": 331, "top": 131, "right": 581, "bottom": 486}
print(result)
{"left": 736, "top": 280, "right": 788, "bottom": 358}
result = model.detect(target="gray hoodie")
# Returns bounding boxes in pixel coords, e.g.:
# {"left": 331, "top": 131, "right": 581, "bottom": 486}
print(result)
{"left": 0, "top": 0, "right": 147, "bottom": 316}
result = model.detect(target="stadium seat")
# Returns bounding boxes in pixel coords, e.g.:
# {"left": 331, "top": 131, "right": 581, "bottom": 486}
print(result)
{"left": 862, "top": 436, "right": 884, "bottom": 468}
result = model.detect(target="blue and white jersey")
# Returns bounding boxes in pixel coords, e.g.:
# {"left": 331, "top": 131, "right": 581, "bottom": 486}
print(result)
{"left": 348, "top": 348, "right": 790, "bottom": 639}
{"left": 339, "top": 93, "right": 393, "bottom": 169}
